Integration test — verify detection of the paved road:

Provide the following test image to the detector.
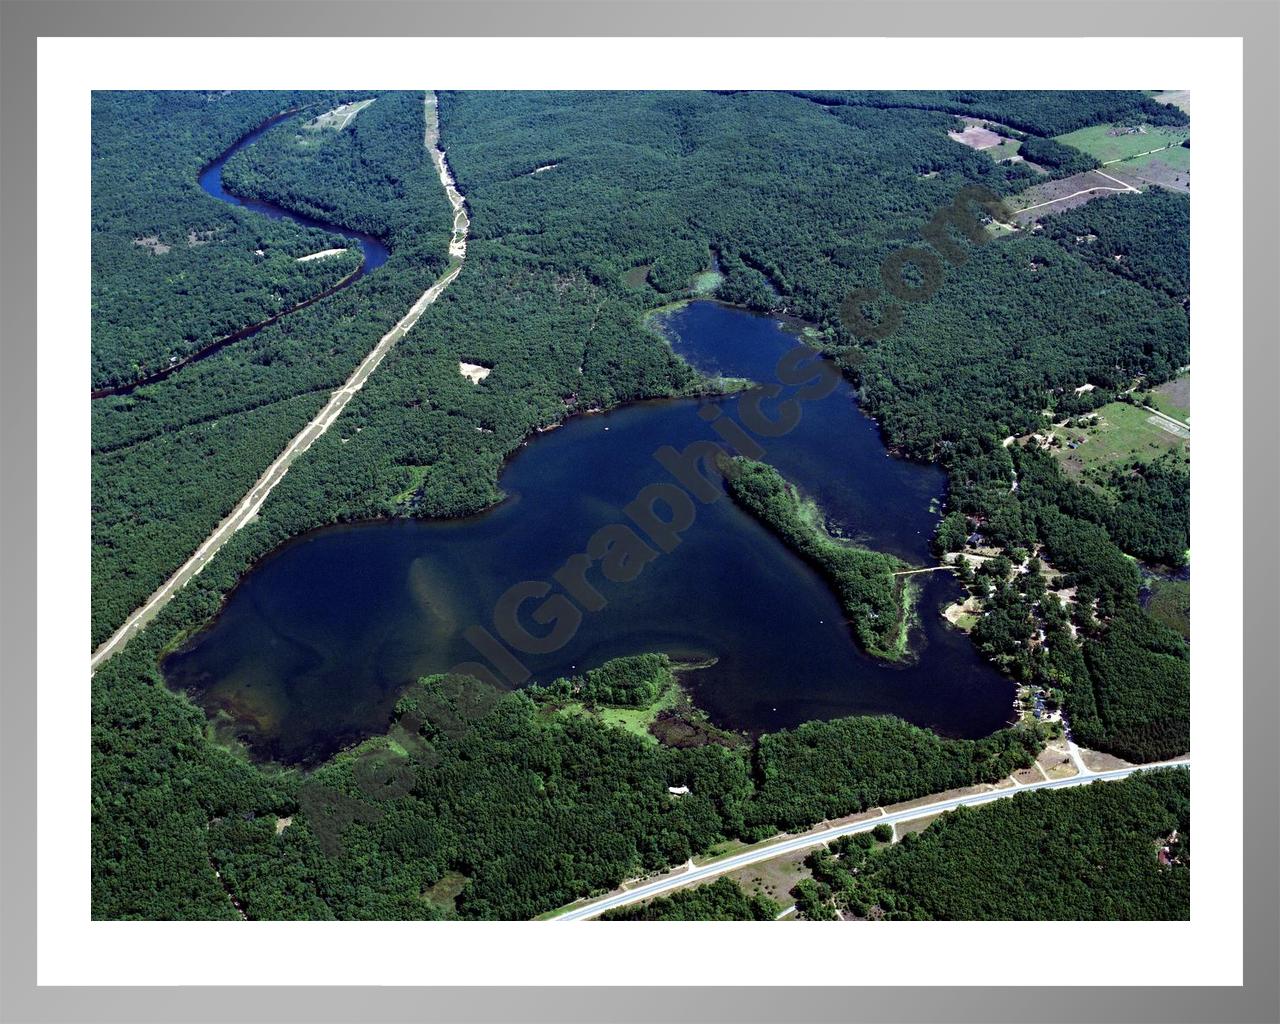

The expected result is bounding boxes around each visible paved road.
[550,758,1190,921]
[91,92,466,673]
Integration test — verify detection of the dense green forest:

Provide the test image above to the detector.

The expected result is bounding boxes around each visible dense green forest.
[92,90,363,389]
[797,769,1189,920]
[787,90,1188,136]
[1015,134,1100,174]
[92,89,1190,920]
[1040,188,1190,301]
[722,458,911,660]
[528,652,675,707]
[747,716,1045,832]
[91,91,454,647]
[96,638,1046,918]
[600,877,779,921]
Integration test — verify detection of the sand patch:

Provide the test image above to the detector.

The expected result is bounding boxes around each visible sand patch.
[459,361,492,384]
[306,98,375,131]
[948,124,1003,150]
[297,247,348,262]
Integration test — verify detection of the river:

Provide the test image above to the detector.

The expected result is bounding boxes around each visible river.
[92,108,391,399]
[162,300,1016,765]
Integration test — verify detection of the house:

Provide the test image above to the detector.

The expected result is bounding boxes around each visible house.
[667,785,690,797]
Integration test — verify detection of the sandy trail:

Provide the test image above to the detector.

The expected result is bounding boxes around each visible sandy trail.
[91,91,469,672]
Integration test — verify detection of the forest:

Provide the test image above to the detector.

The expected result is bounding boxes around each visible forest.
[786,90,1189,136]
[600,877,778,921]
[1039,188,1190,301]
[796,769,1189,920]
[91,89,1191,920]
[91,90,363,389]
[96,640,1048,919]
[91,91,455,647]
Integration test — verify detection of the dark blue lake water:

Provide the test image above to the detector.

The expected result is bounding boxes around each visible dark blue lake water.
[163,301,1015,764]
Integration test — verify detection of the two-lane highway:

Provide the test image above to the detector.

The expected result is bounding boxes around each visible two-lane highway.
[550,758,1190,921]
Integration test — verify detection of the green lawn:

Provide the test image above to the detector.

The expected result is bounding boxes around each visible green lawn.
[557,675,682,745]
[1053,123,1190,166]
[1051,401,1190,483]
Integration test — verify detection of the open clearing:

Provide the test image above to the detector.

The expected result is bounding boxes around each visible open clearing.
[1108,153,1190,193]
[133,235,171,255]
[984,137,1025,163]
[306,98,375,131]
[458,361,492,383]
[1008,169,1140,224]
[948,122,1004,150]
[1145,577,1190,640]
[1054,122,1190,166]
[724,850,812,907]
[1150,90,1191,115]
[296,247,348,263]
[1149,372,1190,422]
[1049,401,1190,483]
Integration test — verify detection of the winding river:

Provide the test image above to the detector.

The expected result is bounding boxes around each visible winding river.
[92,108,391,399]
[163,300,1017,765]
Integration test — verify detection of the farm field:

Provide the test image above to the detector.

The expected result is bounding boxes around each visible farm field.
[1050,401,1190,483]
[1054,122,1190,165]
[1108,152,1190,193]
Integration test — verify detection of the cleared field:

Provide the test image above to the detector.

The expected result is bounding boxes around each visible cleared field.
[1151,90,1191,115]
[725,850,812,907]
[984,137,1026,165]
[1106,151,1190,194]
[306,98,375,131]
[1051,401,1190,483]
[948,123,1004,150]
[622,264,651,288]
[1054,122,1190,165]
[1149,372,1190,421]
[1008,169,1139,225]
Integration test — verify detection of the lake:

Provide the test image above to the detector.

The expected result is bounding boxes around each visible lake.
[162,300,1015,764]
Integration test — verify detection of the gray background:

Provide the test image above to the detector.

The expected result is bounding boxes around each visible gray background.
[1,1,1276,1021]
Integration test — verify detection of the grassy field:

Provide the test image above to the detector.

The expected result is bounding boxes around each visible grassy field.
[622,264,652,288]
[556,674,682,744]
[986,137,1023,162]
[1148,372,1190,422]
[690,270,724,295]
[1051,401,1190,483]
[1054,123,1190,166]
